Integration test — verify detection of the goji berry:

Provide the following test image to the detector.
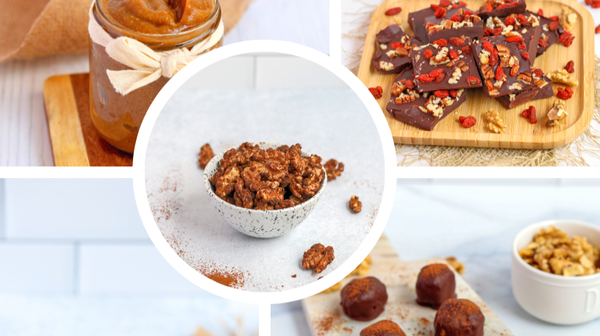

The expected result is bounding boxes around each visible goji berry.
[521,52,529,60]
[586,0,593,5]
[424,49,434,59]
[505,16,516,26]
[510,64,519,76]
[564,36,575,47]
[462,46,472,54]
[434,90,450,98]
[433,38,448,47]
[596,24,600,34]
[390,42,402,49]
[439,0,450,7]
[429,68,444,78]
[434,7,447,18]
[558,32,572,44]
[506,35,524,43]
[557,87,574,100]
[593,1,600,8]
[369,86,383,99]
[430,4,442,10]
[496,66,506,81]
[449,50,459,59]
[490,48,498,67]
[417,74,434,83]
[450,14,462,22]
[485,3,493,12]
[538,38,549,48]
[483,28,494,36]
[517,41,526,50]
[564,60,575,73]
[532,68,543,78]
[459,116,476,128]
[434,73,446,82]
[548,21,559,31]
[482,41,494,52]
[516,14,527,26]
[537,8,543,16]
[459,116,466,122]
[529,106,537,124]
[549,16,559,21]
[385,7,402,16]
[449,90,457,98]
[464,10,473,16]
[405,80,415,89]
[521,109,530,118]
[449,37,465,46]
[467,76,481,86]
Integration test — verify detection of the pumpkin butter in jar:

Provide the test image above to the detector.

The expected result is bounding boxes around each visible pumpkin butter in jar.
[89,0,223,154]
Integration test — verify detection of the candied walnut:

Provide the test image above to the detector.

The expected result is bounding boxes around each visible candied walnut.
[255,186,285,206]
[212,166,240,198]
[233,177,255,209]
[198,143,214,169]
[324,159,344,181]
[546,100,568,127]
[446,257,465,274]
[548,69,579,87]
[349,195,362,213]
[560,7,577,32]
[302,243,335,274]
[321,281,342,293]
[485,110,506,134]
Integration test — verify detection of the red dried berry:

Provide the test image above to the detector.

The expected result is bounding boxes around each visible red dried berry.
[506,35,524,43]
[467,77,481,86]
[593,1,600,8]
[492,28,503,36]
[556,87,573,100]
[505,16,516,26]
[385,7,402,16]
[495,66,506,81]
[433,38,448,47]
[483,28,493,36]
[434,73,446,82]
[417,74,434,83]
[434,7,447,18]
[538,38,549,48]
[529,106,537,124]
[558,32,572,44]
[449,50,459,59]
[434,90,450,98]
[510,64,519,76]
[532,68,543,78]
[449,37,465,46]
[459,116,466,122]
[449,14,461,22]
[564,60,575,73]
[586,0,593,5]
[549,16,559,21]
[460,116,476,128]
[369,86,383,99]
[464,10,473,16]
[548,21,559,31]
[390,42,402,49]
[439,0,451,7]
[517,41,526,50]
[449,90,457,98]
[423,49,434,60]
[537,9,543,16]
[521,109,530,118]
[429,68,444,78]
[459,1,467,6]
[461,46,472,54]
[405,80,415,89]
[490,48,498,67]
[430,4,442,10]
[596,24,600,34]
[516,14,527,26]
[521,52,529,60]
[564,36,575,47]
[482,41,494,52]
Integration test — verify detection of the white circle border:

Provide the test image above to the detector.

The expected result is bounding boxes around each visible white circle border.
[132,40,397,304]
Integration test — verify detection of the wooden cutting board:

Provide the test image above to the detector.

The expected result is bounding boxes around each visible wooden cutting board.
[302,235,513,336]
[358,0,594,149]
[43,73,133,166]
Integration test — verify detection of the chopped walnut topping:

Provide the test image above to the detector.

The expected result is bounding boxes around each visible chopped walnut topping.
[446,257,465,274]
[323,159,344,181]
[509,94,516,102]
[302,243,335,274]
[534,78,548,88]
[379,61,395,71]
[508,82,522,91]
[386,50,399,59]
[198,143,215,169]
[546,100,568,127]
[516,72,532,85]
[349,195,362,213]
[548,69,579,87]
[479,50,490,65]
[485,110,506,133]
[519,226,600,276]
[560,7,577,32]
[482,64,494,79]
[380,44,388,50]
[431,47,450,65]
[448,67,462,85]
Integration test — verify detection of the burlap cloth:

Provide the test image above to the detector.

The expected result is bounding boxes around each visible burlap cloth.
[343,1,600,166]
[0,0,252,63]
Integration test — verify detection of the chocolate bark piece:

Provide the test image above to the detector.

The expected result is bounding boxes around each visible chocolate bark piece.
[434,299,485,336]
[471,35,534,98]
[373,25,422,74]
[360,320,407,336]
[341,277,388,321]
[482,13,541,66]
[425,8,484,42]
[495,71,553,109]
[416,264,457,309]
[478,0,527,21]
[530,11,565,56]
[410,37,483,93]
[386,68,467,131]
[409,1,466,44]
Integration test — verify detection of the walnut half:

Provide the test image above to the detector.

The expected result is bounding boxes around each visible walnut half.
[302,243,335,274]
[349,195,362,213]
[198,143,214,169]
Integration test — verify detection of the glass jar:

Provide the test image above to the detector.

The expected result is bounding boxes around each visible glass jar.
[89,0,222,154]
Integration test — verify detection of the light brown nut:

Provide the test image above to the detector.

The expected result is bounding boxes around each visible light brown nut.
[302,243,335,274]
[198,143,215,169]
[349,195,362,213]
[485,109,506,133]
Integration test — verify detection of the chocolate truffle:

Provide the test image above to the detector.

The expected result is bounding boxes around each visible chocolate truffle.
[360,320,406,336]
[340,276,388,321]
[434,299,485,336]
[416,263,456,309]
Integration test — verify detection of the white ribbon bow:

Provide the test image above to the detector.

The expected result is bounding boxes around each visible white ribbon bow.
[88,6,224,95]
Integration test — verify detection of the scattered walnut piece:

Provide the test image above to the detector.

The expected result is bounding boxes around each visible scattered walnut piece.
[321,281,342,293]
[546,100,568,127]
[350,255,373,277]
[560,7,577,32]
[445,257,465,274]
[302,243,335,274]
[198,143,214,169]
[519,226,600,276]
[324,159,344,181]
[349,195,362,213]
[485,110,506,134]
[547,69,579,87]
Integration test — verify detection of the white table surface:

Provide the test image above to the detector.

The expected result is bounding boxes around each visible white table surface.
[272,179,600,336]
[342,0,600,167]
[0,0,329,166]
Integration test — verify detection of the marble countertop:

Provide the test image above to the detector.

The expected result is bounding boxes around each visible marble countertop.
[272,179,600,335]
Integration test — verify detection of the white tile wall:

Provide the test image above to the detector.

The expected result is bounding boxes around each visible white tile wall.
[79,244,202,294]
[5,179,148,240]
[0,243,74,292]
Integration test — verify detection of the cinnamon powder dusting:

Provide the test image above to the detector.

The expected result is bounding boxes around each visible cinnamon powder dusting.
[313,311,345,336]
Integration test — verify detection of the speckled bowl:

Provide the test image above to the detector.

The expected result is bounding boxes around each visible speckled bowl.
[203,142,327,238]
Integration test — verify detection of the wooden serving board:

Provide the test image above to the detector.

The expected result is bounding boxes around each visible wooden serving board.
[302,235,513,336]
[43,73,133,166]
[358,0,594,149]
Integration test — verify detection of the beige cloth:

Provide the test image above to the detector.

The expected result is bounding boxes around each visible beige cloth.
[0,0,252,63]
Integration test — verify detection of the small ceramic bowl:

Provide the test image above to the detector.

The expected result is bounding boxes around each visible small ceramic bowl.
[203,142,327,238]
[512,219,600,325]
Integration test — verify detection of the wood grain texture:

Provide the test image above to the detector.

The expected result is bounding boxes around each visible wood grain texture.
[43,73,133,166]
[358,0,594,149]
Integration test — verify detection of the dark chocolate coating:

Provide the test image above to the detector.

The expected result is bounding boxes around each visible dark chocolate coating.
[530,11,565,56]
[495,73,553,109]
[340,277,388,321]
[360,320,406,336]
[482,13,541,66]
[410,6,466,44]
[373,25,422,74]
[434,299,485,336]
[471,35,534,98]
[410,37,483,92]
[425,10,484,42]
[478,0,527,21]
[386,68,467,131]
[416,264,456,309]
